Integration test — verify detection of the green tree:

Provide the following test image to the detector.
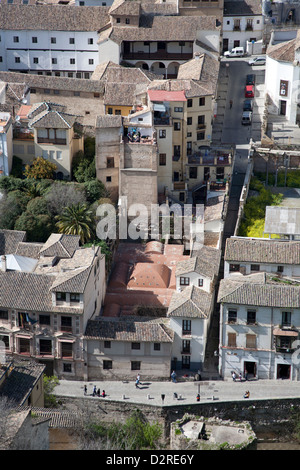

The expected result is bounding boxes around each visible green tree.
[83,179,109,203]
[24,157,57,180]
[43,375,59,408]
[55,203,95,244]
[15,211,54,242]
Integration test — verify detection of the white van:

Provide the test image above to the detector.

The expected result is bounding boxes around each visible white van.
[241,111,252,125]
[224,47,245,58]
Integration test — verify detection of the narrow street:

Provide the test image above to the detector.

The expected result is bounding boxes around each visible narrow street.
[204,57,266,377]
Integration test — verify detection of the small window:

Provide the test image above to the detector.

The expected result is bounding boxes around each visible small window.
[63,363,72,373]
[94,92,100,98]
[228,309,237,323]
[70,58,75,65]
[33,57,39,64]
[106,176,112,182]
[39,315,50,325]
[277,265,284,273]
[89,59,94,65]
[131,361,141,371]
[187,99,193,108]
[104,341,111,349]
[182,320,191,335]
[0,57,2,63]
[74,91,80,96]
[0,310,8,320]
[115,110,121,115]
[56,292,66,301]
[103,360,113,369]
[107,157,114,168]
[154,343,161,351]
[13,36,19,43]
[116,18,121,23]
[197,131,205,141]
[246,334,256,349]
[198,278,203,287]
[229,263,240,272]
[251,264,260,272]
[32,37,38,43]
[69,38,75,44]
[159,153,166,166]
[15,57,20,63]
[70,293,80,303]
[125,18,130,24]
[187,117,192,125]
[228,333,236,347]
[247,310,256,325]
[159,129,166,138]
[131,342,140,350]
[52,58,57,64]
[282,311,291,327]
[180,277,190,286]
[88,38,93,44]
[199,97,205,106]
[51,37,56,44]
[174,122,181,131]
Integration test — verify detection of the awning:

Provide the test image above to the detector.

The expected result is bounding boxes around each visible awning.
[273,328,299,337]
[153,104,166,112]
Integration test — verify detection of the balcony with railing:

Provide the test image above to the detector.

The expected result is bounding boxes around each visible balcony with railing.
[37,137,67,145]
[187,152,231,166]
[13,128,34,141]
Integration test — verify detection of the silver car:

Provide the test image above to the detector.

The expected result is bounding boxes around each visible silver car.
[248,57,266,66]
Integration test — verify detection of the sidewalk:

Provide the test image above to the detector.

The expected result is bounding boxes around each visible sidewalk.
[54,378,300,407]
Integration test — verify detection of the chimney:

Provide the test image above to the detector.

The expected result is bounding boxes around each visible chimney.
[1,255,6,272]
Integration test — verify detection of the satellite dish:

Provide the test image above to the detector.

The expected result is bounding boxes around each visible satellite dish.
[15,115,20,121]
[21,98,27,104]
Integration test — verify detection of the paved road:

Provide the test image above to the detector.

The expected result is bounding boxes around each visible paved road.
[54,377,300,407]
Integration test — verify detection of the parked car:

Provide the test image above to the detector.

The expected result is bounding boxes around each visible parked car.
[245,85,254,98]
[248,57,266,66]
[224,47,245,58]
[241,111,252,125]
[243,99,253,111]
[246,74,255,86]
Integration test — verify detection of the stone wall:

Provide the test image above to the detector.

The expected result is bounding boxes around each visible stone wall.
[57,395,300,439]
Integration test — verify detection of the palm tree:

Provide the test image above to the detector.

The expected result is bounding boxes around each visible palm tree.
[55,203,94,244]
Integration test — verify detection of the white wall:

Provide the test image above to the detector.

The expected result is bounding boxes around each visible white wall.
[0,30,99,74]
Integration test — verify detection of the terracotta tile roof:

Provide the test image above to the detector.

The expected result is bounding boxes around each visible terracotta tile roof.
[267,30,300,64]
[84,318,174,342]
[109,0,140,16]
[224,238,300,264]
[223,0,262,16]
[28,102,78,129]
[101,15,219,45]
[50,266,92,293]
[0,71,105,94]
[128,263,171,288]
[0,229,26,255]
[218,273,300,308]
[176,246,221,279]
[15,242,44,259]
[168,285,213,318]
[39,233,80,258]
[0,360,45,407]
[148,89,187,102]
[0,4,110,31]
[96,114,122,128]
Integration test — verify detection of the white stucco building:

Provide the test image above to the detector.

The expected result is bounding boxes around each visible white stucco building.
[265,29,300,123]
[0,4,110,78]
[167,246,221,372]
[218,272,300,381]
[222,0,264,54]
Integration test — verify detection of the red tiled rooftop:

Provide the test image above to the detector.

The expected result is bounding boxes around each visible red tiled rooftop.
[148,89,187,102]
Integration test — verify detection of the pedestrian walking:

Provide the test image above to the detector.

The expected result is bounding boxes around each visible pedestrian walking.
[245,370,248,381]
[93,385,97,396]
[171,370,177,383]
[231,371,236,382]
[84,385,87,395]
[239,373,242,382]
[102,390,106,398]
[135,377,139,388]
